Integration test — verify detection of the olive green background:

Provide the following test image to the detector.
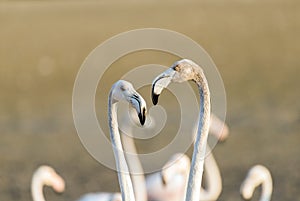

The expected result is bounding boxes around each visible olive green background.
[0,1,299,200]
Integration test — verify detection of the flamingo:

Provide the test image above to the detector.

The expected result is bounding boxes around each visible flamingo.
[107,80,147,201]
[74,80,148,201]
[31,165,65,201]
[31,165,122,201]
[151,59,211,201]
[240,165,273,201]
[146,114,229,201]
[77,111,150,201]
[31,82,140,201]
[78,102,156,201]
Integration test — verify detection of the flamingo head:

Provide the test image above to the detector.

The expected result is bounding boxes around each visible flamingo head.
[152,59,203,105]
[240,165,271,200]
[110,80,147,126]
[36,165,65,193]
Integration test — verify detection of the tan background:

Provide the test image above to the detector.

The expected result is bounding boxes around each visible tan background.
[0,1,299,200]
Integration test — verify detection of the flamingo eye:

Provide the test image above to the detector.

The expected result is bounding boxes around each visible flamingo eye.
[173,65,180,71]
[120,86,126,91]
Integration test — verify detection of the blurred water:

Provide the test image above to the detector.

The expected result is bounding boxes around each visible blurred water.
[0,1,299,200]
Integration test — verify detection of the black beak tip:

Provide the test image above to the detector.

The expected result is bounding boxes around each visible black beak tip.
[152,93,160,105]
[151,84,160,105]
[138,112,146,126]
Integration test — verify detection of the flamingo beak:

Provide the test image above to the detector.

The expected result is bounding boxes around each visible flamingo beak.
[138,107,146,126]
[151,91,160,106]
[130,93,147,126]
[151,69,175,105]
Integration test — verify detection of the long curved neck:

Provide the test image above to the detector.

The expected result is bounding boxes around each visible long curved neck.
[260,173,272,201]
[122,133,147,201]
[199,146,222,200]
[108,95,136,201]
[31,173,46,201]
[185,71,211,201]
